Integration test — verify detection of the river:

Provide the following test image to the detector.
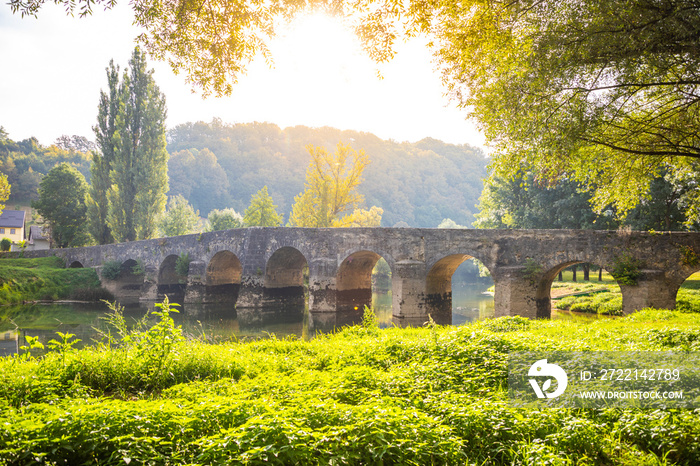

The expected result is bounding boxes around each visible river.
[0,284,596,356]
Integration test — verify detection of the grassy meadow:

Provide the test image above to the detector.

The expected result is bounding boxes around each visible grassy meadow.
[0,256,110,305]
[552,272,700,316]
[1,299,700,465]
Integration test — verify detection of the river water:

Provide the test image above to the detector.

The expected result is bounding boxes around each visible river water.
[0,284,593,356]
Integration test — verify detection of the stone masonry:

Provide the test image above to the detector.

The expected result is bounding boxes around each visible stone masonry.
[10,228,700,322]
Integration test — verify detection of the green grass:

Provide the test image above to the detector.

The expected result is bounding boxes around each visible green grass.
[1,303,700,465]
[0,256,110,305]
[553,273,700,316]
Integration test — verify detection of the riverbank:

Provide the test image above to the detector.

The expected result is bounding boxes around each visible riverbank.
[552,272,700,316]
[0,256,111,305]
[1,303,699,464]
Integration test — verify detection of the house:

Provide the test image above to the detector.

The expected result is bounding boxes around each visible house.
[27,225,50,250]
[0,210,25,244]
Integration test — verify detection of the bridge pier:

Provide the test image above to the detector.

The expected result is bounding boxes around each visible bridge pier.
[237,275,265,308]
[183,260,206,304]
[392,260,439,326]
[493,266,544,319]
[619,270,680,313]
[308,258,338,313]
[139,265,159,302]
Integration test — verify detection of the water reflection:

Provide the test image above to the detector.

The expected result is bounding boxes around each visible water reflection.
[0,284,599,356]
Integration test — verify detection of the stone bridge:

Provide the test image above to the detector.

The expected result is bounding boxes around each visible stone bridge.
[14,228,700,323]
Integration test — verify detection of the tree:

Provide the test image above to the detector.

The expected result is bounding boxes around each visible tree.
[437,218,466,229]
[411,0,700,221]
[0,172,10,216]
[167,148,230,215]
[15,0,700,220]
[289,143,371,227]
[348,206,384,227]
[243,186,283,227]
[32,163,89,248]
[473,170,620,230]
[207,208,244,231]
[87,60,120,245]
[158,195,200,237]
[54,135,96,153]
[624,168,699,231]
[90,47,169,243]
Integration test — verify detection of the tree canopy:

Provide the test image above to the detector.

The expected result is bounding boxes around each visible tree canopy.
[207,208,244,231]
[429,0,700,221]
[158,195,200,237]
[167,122,486,227]
[0,172,10,217]
[289,143,371,228]
[90,47,169,243]
[13,0,700,218]
[32,163,90,248]
[243,186,283,227]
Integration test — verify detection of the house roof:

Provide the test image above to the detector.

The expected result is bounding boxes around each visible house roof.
[0,210,25,229]
[28,225,48,242]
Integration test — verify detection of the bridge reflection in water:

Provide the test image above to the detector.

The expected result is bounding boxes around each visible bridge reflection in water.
[0,285,499,356]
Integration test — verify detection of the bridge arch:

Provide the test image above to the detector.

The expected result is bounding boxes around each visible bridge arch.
[68,260,83,268]
[426,253,494,324]
[264,246,308,307]
[674,266,700,312]
[336,249,393,312]
[158,254,186,302]
[539,259,620,317]
[206,250,242,304]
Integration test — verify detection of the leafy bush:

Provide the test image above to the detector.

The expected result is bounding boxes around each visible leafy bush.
[522,257,543,281]
[611,253,643,286]
[0,238,11,251]
[101,260,122,280]
[679,245,699,267]
[479,315,531,332]
[555,292,622,315]
[131,260,145,276]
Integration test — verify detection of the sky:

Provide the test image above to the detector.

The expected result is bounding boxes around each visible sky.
[0,3,485,148]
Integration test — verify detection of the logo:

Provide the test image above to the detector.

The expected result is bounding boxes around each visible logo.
[528,359,568,399]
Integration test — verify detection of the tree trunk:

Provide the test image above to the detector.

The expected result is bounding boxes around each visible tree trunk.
[571,264,577,282]
[583,263,590,281]
[558,271,563,281]
[599,268,603,281]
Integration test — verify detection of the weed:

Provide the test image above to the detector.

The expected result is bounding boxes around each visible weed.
[47,331,81,367]
[611,253,643,286]
[522,257,543,282]
[679,245,699,267]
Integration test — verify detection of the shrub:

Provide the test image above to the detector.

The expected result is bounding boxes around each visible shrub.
[101,260,122,280]
[131,260,145,276]
[611,253,643,286]
[0,238,11,251]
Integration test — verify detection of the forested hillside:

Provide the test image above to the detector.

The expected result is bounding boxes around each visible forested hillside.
[0,130,91,203]
[167,120,488,227]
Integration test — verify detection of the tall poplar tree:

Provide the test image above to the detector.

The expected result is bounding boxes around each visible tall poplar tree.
[90,47,169,243]
[87,60,119,245]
